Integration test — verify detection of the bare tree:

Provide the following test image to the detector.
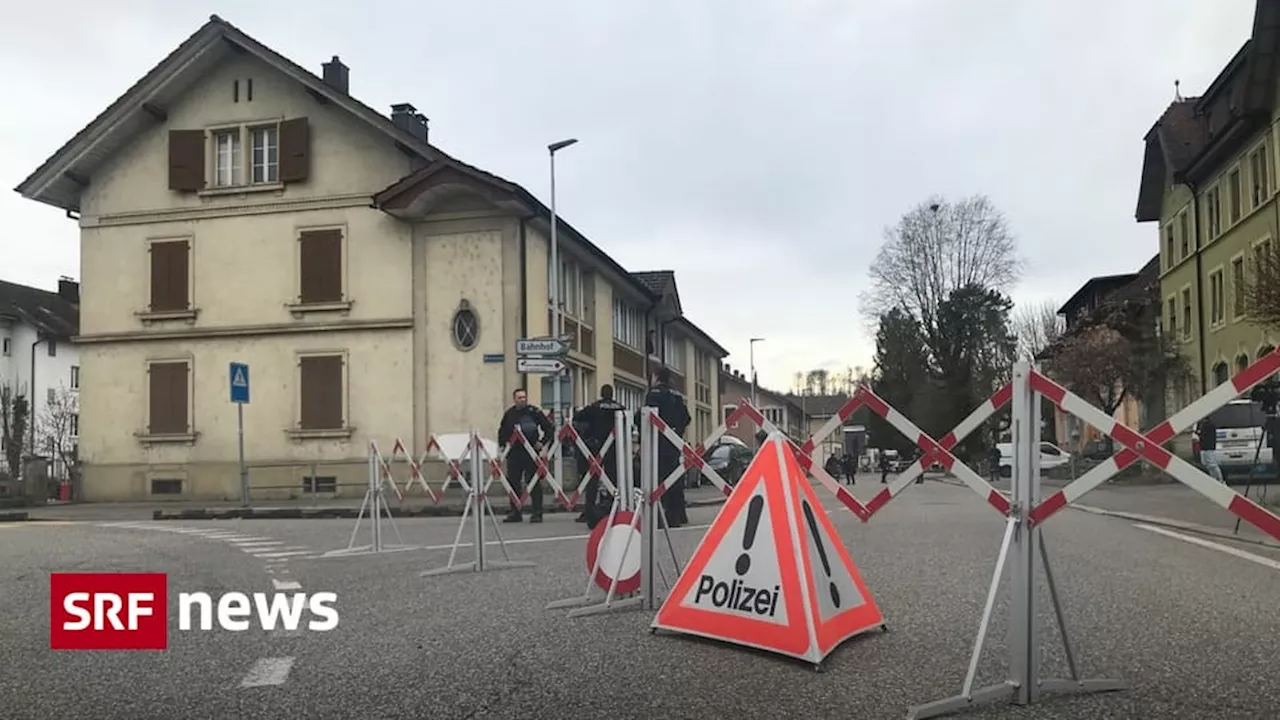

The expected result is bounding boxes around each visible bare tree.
[1243,240,1280,330]
[862,195,1023,352]
[1011,299,1065,360]
[804,369,830,396]
[0,383,29,479]
[36,387,79,481]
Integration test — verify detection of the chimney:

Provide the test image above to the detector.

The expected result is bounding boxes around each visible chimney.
[390,103,429,143]
[57,276,79,305]
[322,56,349,94]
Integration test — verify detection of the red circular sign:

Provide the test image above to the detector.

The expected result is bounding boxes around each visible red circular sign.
[585,511,642,594]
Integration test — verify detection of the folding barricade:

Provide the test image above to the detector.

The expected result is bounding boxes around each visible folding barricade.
[421,430,533,576]
[548,410,687,618]
[323,439,416,557]
[497,426,575,512]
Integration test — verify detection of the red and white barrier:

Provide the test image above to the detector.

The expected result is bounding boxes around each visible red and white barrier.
[1028,352,1280,543]
[504,427,574,510]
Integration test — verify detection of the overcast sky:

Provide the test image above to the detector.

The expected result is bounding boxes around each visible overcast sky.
[0,0,1258,392]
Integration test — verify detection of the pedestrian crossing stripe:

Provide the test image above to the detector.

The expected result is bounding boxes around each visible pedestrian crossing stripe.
[232,368,248,387]
[0,521,81,528]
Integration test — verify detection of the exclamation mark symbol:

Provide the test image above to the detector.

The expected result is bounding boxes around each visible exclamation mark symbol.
[802,500,841,608]
[735,495,765,576]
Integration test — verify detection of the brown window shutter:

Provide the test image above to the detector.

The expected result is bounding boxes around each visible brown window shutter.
[149,241,189,311]
[278,117,310,183]
[148,362,187,434]
[299,230,343,303]
[149,244,170,311]
[300,355,344,430]
[168,130,206,191]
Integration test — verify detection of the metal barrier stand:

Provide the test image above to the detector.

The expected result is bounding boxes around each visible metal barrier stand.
[546,408,678,617]
[330,441,411,556]
[422,430,533,577]
[908,362,1125,719]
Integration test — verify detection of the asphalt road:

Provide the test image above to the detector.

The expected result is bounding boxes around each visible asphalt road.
[3,480,1279,720]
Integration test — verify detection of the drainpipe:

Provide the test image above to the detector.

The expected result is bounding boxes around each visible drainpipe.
[1187,179,1208,394]
[518,218,529,392]
[29,335,44,466]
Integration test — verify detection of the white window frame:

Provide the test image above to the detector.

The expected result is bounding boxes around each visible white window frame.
[207,121,284,191]
[611,297,644,349]
[1208,265,1225,328]
[1165,294,1178,341]
[615,381,645,412]
[1227,167,1243,226]
[663,332,686,371]
[1250,139,1272,208]
[1180,285,1193,342]
[1230,252,1247,321]
[1,337,9,356]
[70,365,80,390]
[1178,209,1190,257]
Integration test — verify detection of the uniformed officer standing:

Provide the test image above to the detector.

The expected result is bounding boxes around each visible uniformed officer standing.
[573,384,627,528]
[497,388,555,523]
[643,367,692,528]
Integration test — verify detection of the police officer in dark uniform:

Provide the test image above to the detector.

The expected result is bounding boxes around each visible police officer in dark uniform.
[497,388,555,523]
[643,366,692,527]
[573,384,627,528]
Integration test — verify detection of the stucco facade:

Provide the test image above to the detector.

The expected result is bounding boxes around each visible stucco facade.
[16,17,728,501]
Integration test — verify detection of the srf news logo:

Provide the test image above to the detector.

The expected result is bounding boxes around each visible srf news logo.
[49,573,339,650]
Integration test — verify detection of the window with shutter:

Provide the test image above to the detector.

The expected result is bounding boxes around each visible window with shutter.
[148,240,190,312]
[299,354,345,430]
[148,361,189,435]
[298,230,343,304]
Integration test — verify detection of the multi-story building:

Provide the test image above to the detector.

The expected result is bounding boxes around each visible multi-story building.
[14,16,725,501]
[0,278,81,485]
[719,366,808,444]
[1136,0,1280,408]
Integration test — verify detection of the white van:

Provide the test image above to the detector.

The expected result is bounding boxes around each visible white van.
[996,442,1071,477]
[1196,399,1272,477]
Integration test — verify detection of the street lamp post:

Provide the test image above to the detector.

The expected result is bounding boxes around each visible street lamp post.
[548,137,578,498]
[749,337,765,408]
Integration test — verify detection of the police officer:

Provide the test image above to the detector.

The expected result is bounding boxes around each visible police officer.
[643,366,692,528]
[497,388,555,523]
[573,385,627,528]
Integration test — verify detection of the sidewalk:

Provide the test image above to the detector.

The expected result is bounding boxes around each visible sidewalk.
[6,483,731,522]
[947,475,1280,549]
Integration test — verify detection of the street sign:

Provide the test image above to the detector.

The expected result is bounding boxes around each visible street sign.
[229,362,250,404]
[515,337,568,356]
[518,357,567,374]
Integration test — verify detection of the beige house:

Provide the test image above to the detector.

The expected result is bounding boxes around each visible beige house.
[15,16,726,501]
[718,365,808,444]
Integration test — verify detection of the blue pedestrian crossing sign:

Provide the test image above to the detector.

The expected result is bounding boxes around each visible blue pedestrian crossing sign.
[229,362,250,404]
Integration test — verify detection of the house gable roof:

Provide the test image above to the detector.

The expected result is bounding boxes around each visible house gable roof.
[373,157,659,303]
[632,270,682,316]
[15,14,445,212]
[1135,0,1280,221]
[0,280,79,339]
[1056,272,1140,317]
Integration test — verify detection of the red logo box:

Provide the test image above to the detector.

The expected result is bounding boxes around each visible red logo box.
[50,573,168,650]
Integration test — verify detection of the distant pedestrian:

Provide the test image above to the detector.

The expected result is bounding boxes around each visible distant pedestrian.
[841,452,857,485]
[878,452,890,484]
[642,367,692,528]
[497,388,555,523]
[573,385,627,528]
[1197,416,1224,483]
[824,452,843,481]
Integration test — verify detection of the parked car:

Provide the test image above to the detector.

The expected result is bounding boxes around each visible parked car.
[996,441,1070,477]
[1193,399,1274,478]
[703,436,753,485]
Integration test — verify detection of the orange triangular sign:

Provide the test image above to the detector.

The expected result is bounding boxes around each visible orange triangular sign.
[652,434,885,665]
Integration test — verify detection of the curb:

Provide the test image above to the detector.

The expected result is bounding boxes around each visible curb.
[933,475,1279,550]
[1070,504,1280,550]
[0,511,30,523]
[148,496,728,521]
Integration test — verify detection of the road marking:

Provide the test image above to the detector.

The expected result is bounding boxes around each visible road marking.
[309,522,712,559]
[1134,523,1280,572]
[236,541,285,548]
[254,550,313,558]
[239,657,295,688]
[271,578,302,590]
[227,537,277,544]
